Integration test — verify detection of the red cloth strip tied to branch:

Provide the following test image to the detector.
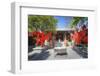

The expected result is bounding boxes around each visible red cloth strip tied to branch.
[31,31,52,46]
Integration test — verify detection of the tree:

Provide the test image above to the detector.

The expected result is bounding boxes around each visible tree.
[69,17,88,28]
[28,15,58,34]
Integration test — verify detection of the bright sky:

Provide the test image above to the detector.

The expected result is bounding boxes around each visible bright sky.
[54,16,73,29]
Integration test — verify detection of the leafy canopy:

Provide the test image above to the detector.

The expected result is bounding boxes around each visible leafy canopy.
[28,15,58,34]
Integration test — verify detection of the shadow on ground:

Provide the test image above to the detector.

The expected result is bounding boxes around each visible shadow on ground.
[28,49,50,60]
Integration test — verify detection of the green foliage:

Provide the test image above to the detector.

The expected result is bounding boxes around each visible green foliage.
[69,17,88,28]
[28,15,58,34]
